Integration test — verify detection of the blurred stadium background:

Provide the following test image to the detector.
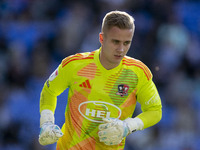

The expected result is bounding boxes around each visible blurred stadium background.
[0,0,200,150]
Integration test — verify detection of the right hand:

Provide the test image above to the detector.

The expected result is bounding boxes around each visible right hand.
[39,122,63,145]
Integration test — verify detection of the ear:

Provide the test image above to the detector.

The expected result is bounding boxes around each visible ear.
[99,33,103,44]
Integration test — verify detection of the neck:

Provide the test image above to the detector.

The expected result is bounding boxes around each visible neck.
[99,53,120,70]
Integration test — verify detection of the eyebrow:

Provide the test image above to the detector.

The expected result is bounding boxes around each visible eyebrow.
[112,39,120,42]
[112,39,131,43]
[124,41,131,44]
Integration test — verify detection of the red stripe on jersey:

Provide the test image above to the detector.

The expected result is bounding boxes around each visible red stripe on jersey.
[62,55,80,66]
[62,53,94,68]
[123,58,152,80]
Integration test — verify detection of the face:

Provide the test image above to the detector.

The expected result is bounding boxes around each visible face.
[99,26,134,70]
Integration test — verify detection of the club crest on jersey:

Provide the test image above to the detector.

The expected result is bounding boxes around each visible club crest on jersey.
[116,84,129,97]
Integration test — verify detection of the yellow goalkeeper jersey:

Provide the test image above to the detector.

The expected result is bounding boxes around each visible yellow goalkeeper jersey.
[40,48,162,150]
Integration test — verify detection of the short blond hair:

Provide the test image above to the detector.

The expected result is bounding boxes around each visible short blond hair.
[102,11,135,33]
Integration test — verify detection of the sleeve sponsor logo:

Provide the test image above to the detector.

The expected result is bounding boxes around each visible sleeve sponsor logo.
[49,68,58,81]
[78,101,121,123]
[145,94,160,105]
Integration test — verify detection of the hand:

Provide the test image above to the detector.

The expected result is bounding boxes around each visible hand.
[98,118,130,145]
[39,122,63,145]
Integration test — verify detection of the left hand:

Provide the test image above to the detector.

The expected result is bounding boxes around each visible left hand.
[98,118,130,145]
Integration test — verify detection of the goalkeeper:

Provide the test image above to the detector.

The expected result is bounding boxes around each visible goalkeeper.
[39,10,162,149]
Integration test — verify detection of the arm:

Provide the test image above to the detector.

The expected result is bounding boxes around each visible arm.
[136,79,162,129]
[39,62,69,145]
[40,63,68,113]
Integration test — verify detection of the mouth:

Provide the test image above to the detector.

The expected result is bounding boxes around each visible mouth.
[114,54,122,59]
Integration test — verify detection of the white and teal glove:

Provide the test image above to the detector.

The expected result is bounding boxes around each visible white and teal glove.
[98,117,144,145]
[39,109,63,145]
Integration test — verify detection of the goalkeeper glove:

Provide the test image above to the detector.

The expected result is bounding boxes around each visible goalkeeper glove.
[39,109,63,145]
[98,117,144,145]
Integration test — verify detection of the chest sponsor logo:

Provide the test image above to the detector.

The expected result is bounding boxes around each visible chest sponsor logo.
[78,101,121,123]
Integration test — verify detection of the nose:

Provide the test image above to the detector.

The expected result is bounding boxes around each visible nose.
[117,44,124,53]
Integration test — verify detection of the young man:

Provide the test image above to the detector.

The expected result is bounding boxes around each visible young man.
[39,11,162,150]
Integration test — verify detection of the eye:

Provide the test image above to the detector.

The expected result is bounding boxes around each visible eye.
[124,41,131,46]
[112,40,120,45]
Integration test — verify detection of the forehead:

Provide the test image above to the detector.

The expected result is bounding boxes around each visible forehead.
[105,26,134,41]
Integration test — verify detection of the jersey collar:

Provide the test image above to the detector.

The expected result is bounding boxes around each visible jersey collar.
[94,47,123,74]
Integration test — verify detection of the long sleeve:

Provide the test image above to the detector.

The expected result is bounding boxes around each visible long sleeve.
[136,68,162,129]
[40,62,70,113]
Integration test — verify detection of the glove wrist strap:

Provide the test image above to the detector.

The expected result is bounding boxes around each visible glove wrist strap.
[40,109,55,127]
[124,117,144,134]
